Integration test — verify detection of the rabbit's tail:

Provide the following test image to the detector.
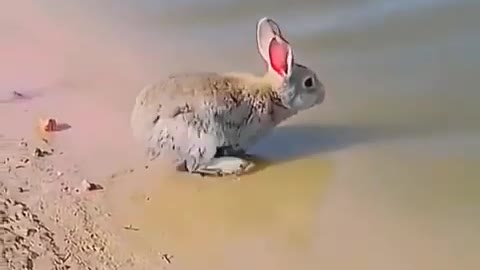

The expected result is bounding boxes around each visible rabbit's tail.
[130,84,157,145]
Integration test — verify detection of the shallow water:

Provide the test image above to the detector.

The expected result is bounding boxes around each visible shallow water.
[2,0,480,269]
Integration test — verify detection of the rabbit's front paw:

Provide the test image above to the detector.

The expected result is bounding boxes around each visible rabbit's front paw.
[193,157,255,177]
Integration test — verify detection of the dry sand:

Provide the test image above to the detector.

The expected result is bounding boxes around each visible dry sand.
[0,3,174,266]
[0,114,151,269]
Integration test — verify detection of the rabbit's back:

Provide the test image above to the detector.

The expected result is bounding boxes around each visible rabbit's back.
[131,72,220,144]
[131,72,296,154]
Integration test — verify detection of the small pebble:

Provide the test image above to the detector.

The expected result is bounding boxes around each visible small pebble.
[12,91,25,98]
[33,148,51,157]
[80,179,103,192]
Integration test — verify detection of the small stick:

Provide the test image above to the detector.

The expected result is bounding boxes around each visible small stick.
[123,225,140,231]
[161,253,174,264]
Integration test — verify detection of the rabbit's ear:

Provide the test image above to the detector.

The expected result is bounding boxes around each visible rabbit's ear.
[256,17,293,78]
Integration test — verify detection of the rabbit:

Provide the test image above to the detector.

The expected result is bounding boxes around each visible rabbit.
[130,17,326,177]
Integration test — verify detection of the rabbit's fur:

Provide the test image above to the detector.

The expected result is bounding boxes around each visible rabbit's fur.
[131,17,326,176]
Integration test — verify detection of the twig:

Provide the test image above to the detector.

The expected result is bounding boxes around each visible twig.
[123,225,140,231]
[161,253,174,264]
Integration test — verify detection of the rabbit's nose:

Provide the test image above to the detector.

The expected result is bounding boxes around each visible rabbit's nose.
[317,84,326,104]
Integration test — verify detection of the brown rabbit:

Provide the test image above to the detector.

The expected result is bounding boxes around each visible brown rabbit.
[130,17,326,176]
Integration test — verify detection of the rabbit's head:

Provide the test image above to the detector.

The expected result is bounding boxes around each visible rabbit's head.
[257,17,326,111]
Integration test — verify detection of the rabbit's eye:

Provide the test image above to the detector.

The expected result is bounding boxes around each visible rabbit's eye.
[304,77,314,88]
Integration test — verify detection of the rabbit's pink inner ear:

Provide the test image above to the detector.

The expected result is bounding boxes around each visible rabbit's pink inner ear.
[268,38,290,77]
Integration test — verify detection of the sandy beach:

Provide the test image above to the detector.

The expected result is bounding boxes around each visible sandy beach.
[2,1,480,269]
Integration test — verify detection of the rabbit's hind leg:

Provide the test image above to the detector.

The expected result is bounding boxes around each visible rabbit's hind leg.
[149,118,253,177]
[194,156,255,177]
[189,143,254,176]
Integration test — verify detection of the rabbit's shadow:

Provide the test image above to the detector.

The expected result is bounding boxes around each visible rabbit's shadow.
[245,124,415,173]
